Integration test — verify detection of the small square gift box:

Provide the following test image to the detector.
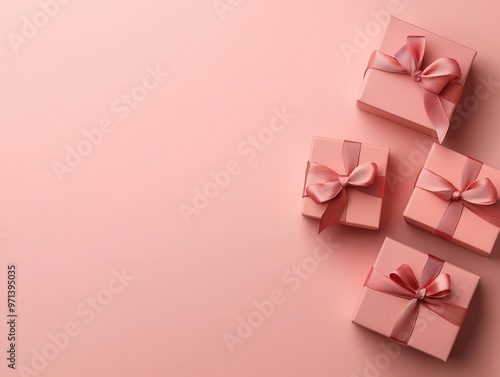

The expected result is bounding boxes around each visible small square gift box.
[404,143,500,256]
[301,137,389,233]
[357,17,476,143]
[352,237,479,361]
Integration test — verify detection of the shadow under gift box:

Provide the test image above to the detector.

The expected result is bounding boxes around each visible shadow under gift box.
[403,143,500,256]
[357,17,476,142]
[301,137,389,230]
[352,237,479,362]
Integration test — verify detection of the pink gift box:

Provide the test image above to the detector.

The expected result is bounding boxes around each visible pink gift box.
[301,137,389,231]
[403,143,500,256]
[357,17,476,143]
[352,237,479,361]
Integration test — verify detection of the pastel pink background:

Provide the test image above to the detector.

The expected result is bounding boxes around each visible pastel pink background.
[1,1,500,376]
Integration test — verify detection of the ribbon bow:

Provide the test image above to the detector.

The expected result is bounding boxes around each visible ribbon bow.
[367,36,463,143]
[365,254,467,345]
[415,157,500,240]
[303,140,385,233]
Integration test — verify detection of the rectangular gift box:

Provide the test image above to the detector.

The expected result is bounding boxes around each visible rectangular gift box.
[301,137,389,230]
[352,237,479,361]
[403,143,500,256]
[357,16,476,142]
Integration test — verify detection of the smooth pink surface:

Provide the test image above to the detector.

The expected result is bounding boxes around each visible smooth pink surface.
[404,143,500,256]
[357,17,476,140]
[352,237,479,361]
[1,1,500,377]
[301,137,389,229]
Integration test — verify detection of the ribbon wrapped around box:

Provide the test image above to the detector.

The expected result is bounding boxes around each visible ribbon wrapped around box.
[352,237,479,361]
[357,17,476,143]
[301,137,389,233]
[404,143,500,256]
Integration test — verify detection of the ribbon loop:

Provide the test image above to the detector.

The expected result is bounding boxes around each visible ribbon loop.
[367,36,463,143]
[389,264,419,291]
[394,36,424,74]
[461,178,498,205]
[346,163,377,187]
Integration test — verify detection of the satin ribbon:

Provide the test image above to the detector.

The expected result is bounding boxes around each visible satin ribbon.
[303,140,385,233]
[415,157,500,240]
[365,254,467,345]
[366,36,463,143]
